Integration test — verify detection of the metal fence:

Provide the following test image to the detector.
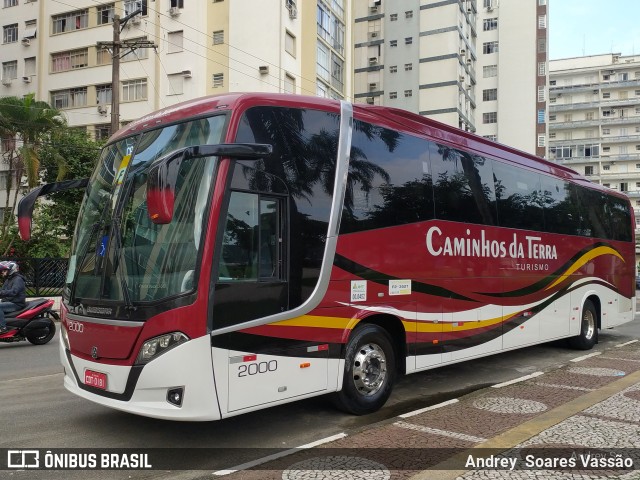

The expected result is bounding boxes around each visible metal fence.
[0,257,68,297]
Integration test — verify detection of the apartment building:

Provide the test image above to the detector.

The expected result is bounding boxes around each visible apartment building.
[0,0,350,140]
[353,0,546,156]
[549,54,640,232]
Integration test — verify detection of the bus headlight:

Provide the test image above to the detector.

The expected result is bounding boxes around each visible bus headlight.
[136,332,189,365]
[61,324,70,351]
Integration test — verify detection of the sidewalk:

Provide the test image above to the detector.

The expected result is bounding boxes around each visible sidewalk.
[219,339,640,480]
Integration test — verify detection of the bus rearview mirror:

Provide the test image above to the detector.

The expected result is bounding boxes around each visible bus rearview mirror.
[146,143,272,224]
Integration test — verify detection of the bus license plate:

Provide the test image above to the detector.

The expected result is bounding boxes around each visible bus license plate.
[84,370,107,390]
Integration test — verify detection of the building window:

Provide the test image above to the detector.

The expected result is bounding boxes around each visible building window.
[549,133,556,139]
[94,125,111,142]
[549,114,556,121]
[121,39,149,62]
[585,112,594,120]
[51,87,88,109]
[405,10,413,18]
[404,89,412,97]
[4,0,18,7]
[603,92,610,99]
[404,63,412,71]
[122,79,147,101]
[538,62,546,76]
[603,146,610,152]
[97,47,111,65]
[167,73,184,95]
[537,85,545,102]
[564,114,572,122]
[97,4,115,25]
[390,65,397,73]
[284,73,295,94]
[51,49,89,73]
[483,41,498,54]
[212,73,223,87]
[316,42,330,81]
[389,91,397,99]
[405,37,412,45]
[585,166,594,176]
[24,56,36,76]
[538,15,547,29]
[168,30,184,53]
[483,0,492,7]
[483,18,497,31]
[52,10,89,34]
[537,135,546,147]
[603,165,611,171]
[213,30,224,46]
[537,109,545,124]
[170,0,184,7]
[123,0,147,16]
[538,0,546,5]
[285,31,295,57]
[390,40,397,47]
[484,135,497,141]
[331,53,344,92]
[603,110,614,117]
[390,13,398,21]
[3,24,18,44]
[483,88,497,101]
[1,61,17,81]
[537,38,546,53]
[483,112,497,124]
[483,64,497,78]
[96,84,112,106]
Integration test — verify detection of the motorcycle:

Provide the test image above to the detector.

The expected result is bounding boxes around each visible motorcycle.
[0,298,59,345]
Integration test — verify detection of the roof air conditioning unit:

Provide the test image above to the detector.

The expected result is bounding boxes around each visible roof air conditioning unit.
[97,105,108,115]
[369,57,378,65]
[459,75,465,82]
[486,6,493,12]
[21,38,30,46]
[460,48,466,55]
[370,32,378,38]
[169,6,180,16]
[22,76,31,83]
[1,79,12,86]
[131,15,141,25]
[366,97,375,105]
[369,83,377,91]
[370,6,378,13]
[259,65,269,75]
[181,70,192,77]
[466,58,472,64]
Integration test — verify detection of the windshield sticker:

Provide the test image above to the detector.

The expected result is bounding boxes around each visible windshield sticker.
[98,235,109,257]
[112,154,131,208]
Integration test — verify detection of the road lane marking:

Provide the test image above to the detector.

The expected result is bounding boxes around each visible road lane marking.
[0,373,64,384]
[534,382,594,392]
[570,351,602,362]
[616,339,639,347]
[212,432,347,476]
[399,399,459,418]
[394,421,487,443]
[491,372,543,388]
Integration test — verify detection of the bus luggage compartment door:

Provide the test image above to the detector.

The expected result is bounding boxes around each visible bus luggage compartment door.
[226,346,329,412]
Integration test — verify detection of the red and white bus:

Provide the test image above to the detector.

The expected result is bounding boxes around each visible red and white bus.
[20,93,635,420]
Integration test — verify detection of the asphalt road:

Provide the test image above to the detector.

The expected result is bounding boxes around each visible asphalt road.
[1,313,639,479]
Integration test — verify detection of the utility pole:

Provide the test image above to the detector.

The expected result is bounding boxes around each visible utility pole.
[97,9,156,135]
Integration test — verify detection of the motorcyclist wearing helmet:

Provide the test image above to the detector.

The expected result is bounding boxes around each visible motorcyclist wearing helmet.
[0,261,26,333]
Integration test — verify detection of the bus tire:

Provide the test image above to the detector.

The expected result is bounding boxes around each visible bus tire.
[333,323,396,415]
[568,300,598,350]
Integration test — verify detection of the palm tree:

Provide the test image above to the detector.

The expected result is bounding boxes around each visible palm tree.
[0,94,66,250]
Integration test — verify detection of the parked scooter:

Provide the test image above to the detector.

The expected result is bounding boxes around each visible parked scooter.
[0,298,59,345]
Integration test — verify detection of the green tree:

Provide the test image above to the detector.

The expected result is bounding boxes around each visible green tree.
[0,94,66,253]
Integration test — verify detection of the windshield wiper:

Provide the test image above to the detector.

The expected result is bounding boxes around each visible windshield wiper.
[111,219,136,312]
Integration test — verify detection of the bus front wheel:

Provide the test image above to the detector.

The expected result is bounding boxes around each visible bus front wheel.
[568,299,598,350]
[333,324,396,415]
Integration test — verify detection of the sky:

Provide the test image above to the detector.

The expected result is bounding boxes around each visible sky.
[549,0,640,60]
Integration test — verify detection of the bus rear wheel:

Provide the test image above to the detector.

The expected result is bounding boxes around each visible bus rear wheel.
[333,324,396,415]
[568,300,598,350]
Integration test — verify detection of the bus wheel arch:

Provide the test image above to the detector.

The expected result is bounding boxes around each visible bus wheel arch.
[569,296,599,350]
[333,315,404,415]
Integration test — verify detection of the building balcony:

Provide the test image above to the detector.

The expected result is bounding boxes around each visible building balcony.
[549,96,640,112]
[549,78,640,94]
[549,119,602,129]
[602,134,640,143]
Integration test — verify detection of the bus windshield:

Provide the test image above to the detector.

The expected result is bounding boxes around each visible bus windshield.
[68,114,227,304]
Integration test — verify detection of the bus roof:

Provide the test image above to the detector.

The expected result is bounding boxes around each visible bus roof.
[109,92,626,201]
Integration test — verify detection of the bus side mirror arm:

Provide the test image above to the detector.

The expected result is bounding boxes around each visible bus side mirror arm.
[18,178,90,241]
[146,143,272,224]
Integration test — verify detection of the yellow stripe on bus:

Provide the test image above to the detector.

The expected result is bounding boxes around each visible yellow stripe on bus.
[545,246,624,291]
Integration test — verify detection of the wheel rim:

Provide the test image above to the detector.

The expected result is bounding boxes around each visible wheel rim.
[583,308,595,340]
[352,343,387,396]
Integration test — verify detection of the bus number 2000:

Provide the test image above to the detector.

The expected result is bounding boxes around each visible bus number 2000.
[238,360,278,377]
